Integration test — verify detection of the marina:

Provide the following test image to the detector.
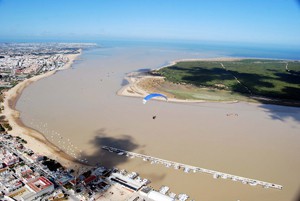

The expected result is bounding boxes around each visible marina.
[102,146,283,191]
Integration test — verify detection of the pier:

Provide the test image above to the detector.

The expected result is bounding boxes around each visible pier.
[102,146,283,190]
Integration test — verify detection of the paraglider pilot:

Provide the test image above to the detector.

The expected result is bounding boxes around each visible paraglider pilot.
[143,93,168,120]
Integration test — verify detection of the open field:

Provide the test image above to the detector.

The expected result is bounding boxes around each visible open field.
[154,59,300,104]
[136,76,251,102]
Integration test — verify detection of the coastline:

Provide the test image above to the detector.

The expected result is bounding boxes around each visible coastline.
[1,50,90,169]
[156,57,242,70]
[117,57,300,106]
[117,73,212,103]
[117,57,241,104]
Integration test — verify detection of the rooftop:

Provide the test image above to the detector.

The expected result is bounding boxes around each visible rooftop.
[26,176,53,193]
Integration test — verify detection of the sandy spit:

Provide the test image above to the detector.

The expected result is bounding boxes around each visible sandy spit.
[117,58,239,104]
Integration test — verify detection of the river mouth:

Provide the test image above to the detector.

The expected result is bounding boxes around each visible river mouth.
[15,44,300,201]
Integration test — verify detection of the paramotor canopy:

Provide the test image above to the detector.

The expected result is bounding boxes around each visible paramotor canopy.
[143,93,168,104]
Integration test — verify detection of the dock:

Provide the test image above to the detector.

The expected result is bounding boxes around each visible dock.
[102,146,283,190]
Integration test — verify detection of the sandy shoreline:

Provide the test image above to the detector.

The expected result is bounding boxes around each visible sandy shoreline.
[157,57,242,70]
[117,58,240,103]
[117,57,300,106]
[1,50,90,169]
[118,73,210,103]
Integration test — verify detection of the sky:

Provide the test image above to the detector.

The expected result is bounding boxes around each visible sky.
[0,0,300,46]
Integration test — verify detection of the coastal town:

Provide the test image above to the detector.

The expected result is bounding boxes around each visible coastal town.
[0,43,93,88]
[0,133,191,201]
[0,43,193,201]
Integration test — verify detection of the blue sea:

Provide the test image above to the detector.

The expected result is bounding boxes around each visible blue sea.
[2,38,300,60]
[95,39,300,60]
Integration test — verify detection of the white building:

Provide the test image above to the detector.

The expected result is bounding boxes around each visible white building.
[18,176,55,201]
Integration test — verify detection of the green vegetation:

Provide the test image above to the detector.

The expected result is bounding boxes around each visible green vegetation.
[2,122,12,131]
[82,170,92,178]
[0,94,4,103]
[42,158,63,171]
[15,136,27,144]
[0,124,5,132]
[64,183,73,190]
[287,61,300,72]
[11,81,18,87]
[157,59,300,103]
[21,139,27,144]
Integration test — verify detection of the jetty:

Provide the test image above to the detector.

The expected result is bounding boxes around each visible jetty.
[102,146,283,190]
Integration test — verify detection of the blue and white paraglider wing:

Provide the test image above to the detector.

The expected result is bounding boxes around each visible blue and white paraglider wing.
[143,93,168,104]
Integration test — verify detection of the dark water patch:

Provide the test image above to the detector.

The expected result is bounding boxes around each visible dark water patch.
[121,79,129,86]
[259,104,300,122]
[80,128,139,168]
[293,187,300,201]
[157,61,173,68]
[136,68,152,73]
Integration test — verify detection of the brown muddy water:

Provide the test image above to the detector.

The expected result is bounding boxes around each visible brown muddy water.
[16,46,300,201]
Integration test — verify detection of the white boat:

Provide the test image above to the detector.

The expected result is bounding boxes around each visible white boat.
[183,167,190,173]
[250,181,258,186]
[142,178,150,185]
[178,193,189,201]
[221,174,228,179]
[174,165,180,170]
[159,186,170,194]
[128,172,138,179]
[169,192,176,199]
[135,176,142,182]
[213,173,220,179]
[120,169,127,175]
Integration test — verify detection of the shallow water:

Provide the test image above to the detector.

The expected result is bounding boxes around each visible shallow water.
[16,44,300,201]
